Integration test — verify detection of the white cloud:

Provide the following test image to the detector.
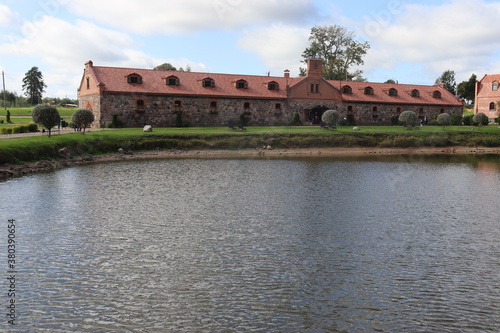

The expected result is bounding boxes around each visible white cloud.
[0,15,207,97]
[0,4,14,26]
[238,24,309,76]
[361,0,500,81]
[66,0,318,34]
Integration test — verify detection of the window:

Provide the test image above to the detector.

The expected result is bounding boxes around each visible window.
[167,76,179,86]
[202,78,215,87]
[493,81,498,91]
[310,84,319,93]
[490,102,496,110]
[411,89,420,97]
[174,100,182,107]
[397,107,401,113]
[137,99,145,107]
[86,77,90,89]
[236,80,248,89]
[364,86,374,95]
[342,86,352,94]
[127,74,142,84]
[372,106,378,113]
[275,103,281,110]
[244,102,250,109]
[433,90,442,98]
[210,101,217,108]
[389,88,398,96]
[268,82,279,90]
[347,105,353,112]
[372,106,378,118]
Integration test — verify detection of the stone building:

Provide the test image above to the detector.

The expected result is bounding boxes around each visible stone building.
[78,59,463,128]
[474,74,500,121]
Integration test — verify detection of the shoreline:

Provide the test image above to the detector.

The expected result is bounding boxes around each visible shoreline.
[1,146,500,180]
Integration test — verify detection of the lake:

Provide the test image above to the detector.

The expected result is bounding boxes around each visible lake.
[1,154,500,332]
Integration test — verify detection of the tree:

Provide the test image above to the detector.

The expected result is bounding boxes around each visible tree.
[31,104,60,137]
[472,112,489,127]
[456,74,477,105]
[321,109,340,128]
[72,108,95,134]
[22,67,47,105]
[153,63,177,71]
[435,70,456,95]
[399,110,418,129]
[436,113,451,128]
[301,25,370,81]
[384,79,397,84]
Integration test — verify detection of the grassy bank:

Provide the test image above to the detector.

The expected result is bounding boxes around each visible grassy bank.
[1,125,500,164]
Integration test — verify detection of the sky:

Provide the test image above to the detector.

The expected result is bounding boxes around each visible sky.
[1,0,500,99]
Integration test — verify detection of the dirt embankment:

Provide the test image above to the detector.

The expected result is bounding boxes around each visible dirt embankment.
[2,146,500,180]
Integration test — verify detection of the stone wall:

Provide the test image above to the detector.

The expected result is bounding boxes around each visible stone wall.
[80,92,463,128]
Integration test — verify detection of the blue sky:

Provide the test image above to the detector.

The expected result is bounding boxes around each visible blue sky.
[1,0,500,99]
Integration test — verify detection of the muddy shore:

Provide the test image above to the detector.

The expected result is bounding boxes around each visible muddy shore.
[1,146,500,180]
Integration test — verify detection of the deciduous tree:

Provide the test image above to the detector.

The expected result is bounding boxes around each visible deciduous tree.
[31,104,60,137]
[72,108,95,134]
[301,25,370,81]
[456,74,477,105]
[153,63,177,71]
[399,110,418,129]
[435,70,456,95]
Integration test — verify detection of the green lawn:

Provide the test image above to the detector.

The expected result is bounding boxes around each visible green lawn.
[0,107,77,117]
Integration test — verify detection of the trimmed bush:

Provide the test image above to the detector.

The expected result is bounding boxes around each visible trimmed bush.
[436,113,451,127]
[450,114,462,126]
[72,108,95,134]
[321,110,340,128]
[463,115,473,126]
[399,110,418,129]
[31,104,60,137]
[472,112,489,127]
[291,113,302,126]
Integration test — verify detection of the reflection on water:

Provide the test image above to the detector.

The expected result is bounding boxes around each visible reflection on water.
[1,155,500,332]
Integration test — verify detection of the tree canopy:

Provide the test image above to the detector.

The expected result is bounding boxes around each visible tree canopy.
[154,63,177,71]
[31,104,60,137]
[456,74,477,104]
[435,70,456,95]
[301,25,370,81]
[72,108,95,134]
[22,67,47,105]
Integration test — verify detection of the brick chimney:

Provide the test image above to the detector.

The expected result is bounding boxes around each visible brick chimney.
[306,58,323,78]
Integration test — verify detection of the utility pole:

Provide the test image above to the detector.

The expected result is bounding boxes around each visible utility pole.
[2,70,6,110]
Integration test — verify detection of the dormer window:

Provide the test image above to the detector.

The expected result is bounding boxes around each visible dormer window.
[411,89,420,97]
[202,78,215,87]
[167,75,180,86]
[433,90,442,98]
[127,74,142,84]
[389,88,398,96]
[268,81,279,90]
[236,80,248,89]
[364,86,374,95]
[342,85,352,94]
[493,81,498,91]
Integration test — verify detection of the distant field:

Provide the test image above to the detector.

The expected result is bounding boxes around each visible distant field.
[0,107,77,117]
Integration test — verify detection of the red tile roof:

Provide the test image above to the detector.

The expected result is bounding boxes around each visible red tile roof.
[329,80,462,106]
[90,65,297,100]
[86,63,462,106]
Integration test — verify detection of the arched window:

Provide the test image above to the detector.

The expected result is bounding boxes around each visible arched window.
[490,102,496,110]
[127,74,142,84]
[433,90,442,98]
[167,75,180,86]
[236,80,248,89]
[493,81,498,91]
[364,86,374,95]
[389,88,398,96]
[342,85,352,94]
[244,102,250,109]
[86,77,90,89]
[202,78,215,87]
[411,89,420,97]
[268,81,279,90]
[347,105,353,112]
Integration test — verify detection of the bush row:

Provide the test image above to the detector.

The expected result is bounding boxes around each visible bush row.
[0,123,38,134]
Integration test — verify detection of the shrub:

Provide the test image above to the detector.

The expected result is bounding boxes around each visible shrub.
[239,113,250,127]
[463,115,473,126]
[291,113,302,126]
[472,112,489,127]
[175,112,183,127]
[450,114,462,126]
[399,110,418,129]
[436,113,451,127]
[428,120,439,126]
[31,104,60,137]
[28,123,38,132]
[6,110,11,123]
[321,109,339,128]
[391,115,400,126]
[0,119,3,124]
[72,108,95,134]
